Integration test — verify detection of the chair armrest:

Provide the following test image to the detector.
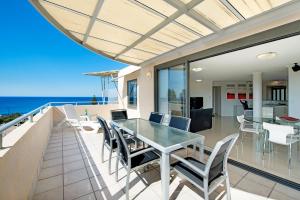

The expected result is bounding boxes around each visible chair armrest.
[171,153,207,178]
[66,119,79,124]
[80,115,90,121]
[129,147,156,158]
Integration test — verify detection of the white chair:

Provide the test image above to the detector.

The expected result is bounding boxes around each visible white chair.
[263,122,298,168]
[237,115,259,134]
[63,104,100,133]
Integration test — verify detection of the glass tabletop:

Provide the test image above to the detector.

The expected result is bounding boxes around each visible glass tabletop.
[112,118,204,153]
[245,117,300,129]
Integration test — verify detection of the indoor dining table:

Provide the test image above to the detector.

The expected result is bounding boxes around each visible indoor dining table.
[112,118,205,200]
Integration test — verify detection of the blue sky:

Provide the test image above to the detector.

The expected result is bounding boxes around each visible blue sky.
[0,0,126,97]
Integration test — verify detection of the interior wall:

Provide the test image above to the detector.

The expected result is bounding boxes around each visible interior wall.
[214,81,253,117]
[288,68,300,118]
[190,80,213,108]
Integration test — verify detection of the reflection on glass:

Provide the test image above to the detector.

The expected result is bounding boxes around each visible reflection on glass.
[158,65,187,116]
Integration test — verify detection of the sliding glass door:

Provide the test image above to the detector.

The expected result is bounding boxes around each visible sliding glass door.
[157,64,188,117]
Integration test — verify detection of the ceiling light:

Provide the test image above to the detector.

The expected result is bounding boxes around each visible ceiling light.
[192,67,203,72]
[195,79,202,82]
[256,52,277,60]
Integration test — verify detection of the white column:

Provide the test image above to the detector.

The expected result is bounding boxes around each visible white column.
[253,72,262,118]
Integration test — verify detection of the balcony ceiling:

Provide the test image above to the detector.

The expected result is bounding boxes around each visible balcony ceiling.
[31,0,295,65]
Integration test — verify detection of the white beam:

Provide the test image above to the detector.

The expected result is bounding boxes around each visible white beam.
[82,0,104,44]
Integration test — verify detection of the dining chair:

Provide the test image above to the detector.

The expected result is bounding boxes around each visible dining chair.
[169,115,191,131]
[149,112,164,124]
[237,115,260,142]
[111,109,128,120]
[110,122,160,200]
[263,122,298,168]
[171,133,239,200]
[98,116,135,174]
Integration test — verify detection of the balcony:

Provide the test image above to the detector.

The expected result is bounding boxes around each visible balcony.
[0,104,299,200]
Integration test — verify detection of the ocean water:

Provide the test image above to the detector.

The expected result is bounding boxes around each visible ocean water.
[0,96,106,115]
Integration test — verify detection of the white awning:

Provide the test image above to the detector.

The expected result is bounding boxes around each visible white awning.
[31,0,293,65]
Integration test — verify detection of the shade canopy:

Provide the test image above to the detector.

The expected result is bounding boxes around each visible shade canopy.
[83,70,119,77]
[31,0,293,65]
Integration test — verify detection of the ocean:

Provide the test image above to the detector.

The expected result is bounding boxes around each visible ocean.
[0,96,106,115]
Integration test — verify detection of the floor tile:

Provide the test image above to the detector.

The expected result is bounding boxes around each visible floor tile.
[74,193,96,200]
[39,165,63,180]
[42,157,63,168]
[63,148,81,157]
[44,151,62,161]
[94,185,125,200]
[64,160,86,173]
[64,168,89,185]
[63,154,83,164]
[33,187,63,200]
[35,175,63,194]
[64,179,93,200]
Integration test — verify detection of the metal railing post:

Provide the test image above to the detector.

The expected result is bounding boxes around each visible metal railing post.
[28,115,33,123]
[40,108,43,114]
[0,133,2,149]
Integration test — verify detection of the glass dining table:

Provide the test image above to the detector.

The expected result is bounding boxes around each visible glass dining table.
[245,117,300,130]
[112,118,205,200]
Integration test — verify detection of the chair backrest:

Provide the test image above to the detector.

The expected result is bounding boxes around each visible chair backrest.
[63,104,80,121]
[110,123,130,164]
[169,116,191,131]
[111,109,128,120]
[205,133,239,184]
[236,115,245,124]
[149,112,164,124]
[97,116,113,145]
[263,122,294,145]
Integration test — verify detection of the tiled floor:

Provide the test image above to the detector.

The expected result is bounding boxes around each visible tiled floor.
[33,124,300,200]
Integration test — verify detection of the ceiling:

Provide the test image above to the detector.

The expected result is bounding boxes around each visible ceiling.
[189,34,300,82]
[30,0,296,65]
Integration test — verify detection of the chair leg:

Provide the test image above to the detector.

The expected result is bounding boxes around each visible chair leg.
[225,176,231,200]
[101,142,105,163]
[115,155,119,182]
[126,168,131,200]
[288,143,292,168]
[204,180,209,200]
[109,148,113,174]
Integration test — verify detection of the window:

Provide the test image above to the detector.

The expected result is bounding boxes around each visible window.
[127,79,137,106]
[271,86,286,101]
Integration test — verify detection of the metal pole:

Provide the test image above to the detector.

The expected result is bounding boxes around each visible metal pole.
[28,115,33,123]
[0,133,2,149]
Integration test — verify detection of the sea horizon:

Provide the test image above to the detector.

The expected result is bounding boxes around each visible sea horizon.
[0,96,107,115]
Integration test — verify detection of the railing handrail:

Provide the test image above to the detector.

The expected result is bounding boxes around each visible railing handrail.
[0,103,51,133]
[0,100,118,145]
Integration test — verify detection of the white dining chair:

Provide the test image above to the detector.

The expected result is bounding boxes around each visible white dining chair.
[263,122,298,168]
[237,115,260,137]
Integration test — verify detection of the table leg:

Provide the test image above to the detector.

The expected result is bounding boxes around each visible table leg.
[161,152,170,200]
[199,139,205,162]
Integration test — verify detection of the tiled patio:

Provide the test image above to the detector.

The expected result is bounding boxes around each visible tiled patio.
[33,124,300,200]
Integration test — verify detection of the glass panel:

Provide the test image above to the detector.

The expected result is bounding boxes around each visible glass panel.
[135,38,175,54]
[176,14,213,36]
[90,20,141,46]
[137,0,177,17]
[47,0,98,16]
[86,37,126,54]
[97,0,164,34]
[151,22,200,47]
[158,65,187,117]
[40,1,90,34]
[115,119,201,149]
[127,79,137,106]
[122,49,157,61]
[193,0,240,28]
[180,0,192,4]
[228,0,291,19]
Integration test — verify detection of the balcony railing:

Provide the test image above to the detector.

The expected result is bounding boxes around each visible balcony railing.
[0,101,118,148]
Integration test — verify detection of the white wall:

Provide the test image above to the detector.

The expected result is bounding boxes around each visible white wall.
[288,68,300,118]
[214,81,253,116]
[190,80,213,108]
